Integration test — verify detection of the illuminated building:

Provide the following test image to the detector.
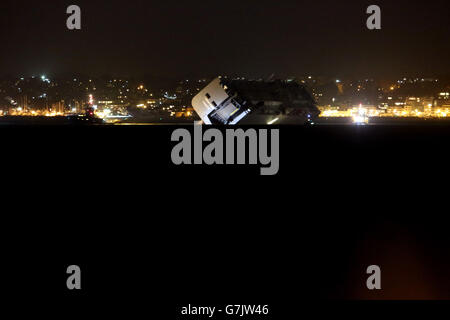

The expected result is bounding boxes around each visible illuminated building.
[50,100,65,115]
[18,95,28,112]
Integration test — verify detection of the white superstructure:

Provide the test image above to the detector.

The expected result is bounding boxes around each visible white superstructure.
[192,78,250,125]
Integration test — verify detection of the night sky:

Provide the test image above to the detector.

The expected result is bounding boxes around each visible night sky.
[0,0,449,78]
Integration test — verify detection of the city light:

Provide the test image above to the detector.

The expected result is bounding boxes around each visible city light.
[1,75,449,124]
[267,118,279,125]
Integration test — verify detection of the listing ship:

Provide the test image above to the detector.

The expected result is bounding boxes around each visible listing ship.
[192,77,320,125]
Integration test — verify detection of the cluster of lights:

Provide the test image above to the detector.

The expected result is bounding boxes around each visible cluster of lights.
[352,105,369,124]
[320,103,450,120]
[5,108,64,117]
[41,75,50,84]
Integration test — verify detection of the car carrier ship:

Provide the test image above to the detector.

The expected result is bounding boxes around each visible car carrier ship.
[192,77,320,125]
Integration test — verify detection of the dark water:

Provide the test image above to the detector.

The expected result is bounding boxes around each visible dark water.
[1,124,449,319]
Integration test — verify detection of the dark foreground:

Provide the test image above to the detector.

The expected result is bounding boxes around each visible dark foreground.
[1,124,450,317]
